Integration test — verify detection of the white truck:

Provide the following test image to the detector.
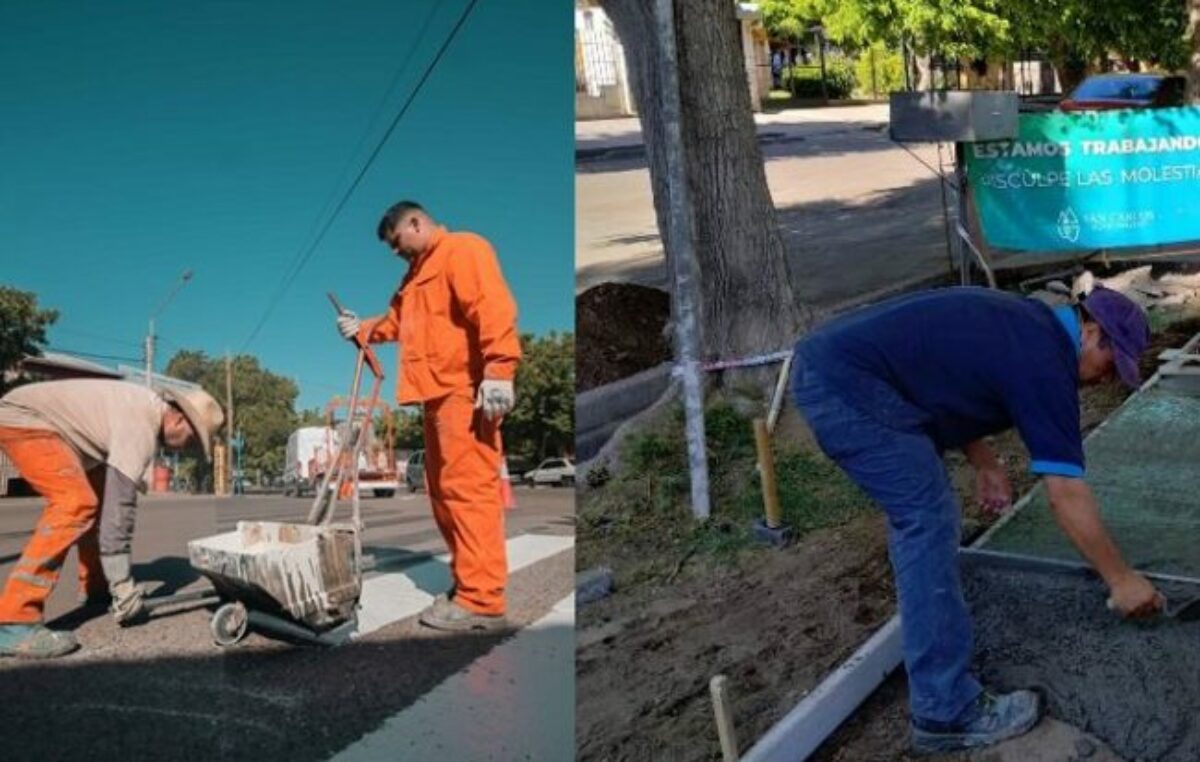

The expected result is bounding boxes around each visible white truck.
[283,422,399,499]
[283,427,336,497]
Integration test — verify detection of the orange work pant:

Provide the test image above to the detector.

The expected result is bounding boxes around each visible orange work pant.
[423,391,507,615]
[0,427,103,623]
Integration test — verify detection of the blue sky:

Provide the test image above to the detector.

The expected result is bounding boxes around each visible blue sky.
[0,1,572,410]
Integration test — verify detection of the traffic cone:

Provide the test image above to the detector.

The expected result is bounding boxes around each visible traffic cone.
[500,457,516,510]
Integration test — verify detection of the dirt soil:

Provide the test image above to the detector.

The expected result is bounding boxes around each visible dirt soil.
[576,515,896,761]
[577,313,1200,761]
[576,282,671,392]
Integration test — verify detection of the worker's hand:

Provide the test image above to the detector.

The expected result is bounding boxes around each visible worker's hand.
[973,463,1012,515]
[109,578,146,626]
[1107,571,1166,619]
[100,553,147,626]
[475,379,515,420]
[336,310,361,341]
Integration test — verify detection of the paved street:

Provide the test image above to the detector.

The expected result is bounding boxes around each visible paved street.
[0,487,574,761]
[576,104,955,311]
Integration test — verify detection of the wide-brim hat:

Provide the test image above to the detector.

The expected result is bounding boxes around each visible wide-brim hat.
[159,386,225,462]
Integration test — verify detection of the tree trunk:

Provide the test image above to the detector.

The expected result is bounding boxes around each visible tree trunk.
[600,0,809,364]
[1189,0,1200,102]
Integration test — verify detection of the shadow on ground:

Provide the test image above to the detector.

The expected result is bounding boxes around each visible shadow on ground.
[576,120,895,175]
[0,624,541,762]
[575,175,952,312]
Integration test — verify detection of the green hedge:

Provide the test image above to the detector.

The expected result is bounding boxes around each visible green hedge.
[781,58,856,99]
[853,42,905,98]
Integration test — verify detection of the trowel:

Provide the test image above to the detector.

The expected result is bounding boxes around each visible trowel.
[1107,595,1200,621]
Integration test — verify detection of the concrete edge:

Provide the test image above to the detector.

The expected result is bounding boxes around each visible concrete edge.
[576,362,673,434]
[740,616,903,762]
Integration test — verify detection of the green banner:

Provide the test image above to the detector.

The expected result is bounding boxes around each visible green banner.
[966,107,1200,251]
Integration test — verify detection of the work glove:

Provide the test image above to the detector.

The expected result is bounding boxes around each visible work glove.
[475,379,515,420]
[336,310,361,341]
[100,553,146,626]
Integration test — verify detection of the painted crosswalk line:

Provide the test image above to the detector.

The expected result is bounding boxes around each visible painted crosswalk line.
[353,533,574,637]
[332,594,575,761]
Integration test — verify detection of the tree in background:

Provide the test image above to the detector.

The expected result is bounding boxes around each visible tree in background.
[393,408,425,451]
[1191,0,1200,101]
[0,286,58,392]
[164,351,299,479]
[372,333,574,463]
[376,406,424,451]
[763,0,1189,94]
[601,0,809,365]
[503,332,574,462]
[296,407,326,427]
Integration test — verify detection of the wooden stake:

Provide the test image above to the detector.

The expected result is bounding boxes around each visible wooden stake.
[753,418,782,529]
[710,674,740,761]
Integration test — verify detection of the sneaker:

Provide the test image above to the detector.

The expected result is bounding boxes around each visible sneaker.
[0,624,80,659]
[418,596,506,632]
[911,690,1041,754]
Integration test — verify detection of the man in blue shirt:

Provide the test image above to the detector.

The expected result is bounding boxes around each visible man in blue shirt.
[792,285,1164,754]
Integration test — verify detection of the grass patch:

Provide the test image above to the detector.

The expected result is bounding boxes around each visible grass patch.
[578,399,872,587]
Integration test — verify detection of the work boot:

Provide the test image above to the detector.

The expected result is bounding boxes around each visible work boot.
[418,596,506,632]
[0,624,80,659]
[910,689,1041,754]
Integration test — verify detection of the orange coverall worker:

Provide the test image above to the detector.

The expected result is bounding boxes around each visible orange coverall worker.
[359,226,521,615]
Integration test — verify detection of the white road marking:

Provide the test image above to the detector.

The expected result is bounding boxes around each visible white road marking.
[353,533,574,637]
[331,594,575,761]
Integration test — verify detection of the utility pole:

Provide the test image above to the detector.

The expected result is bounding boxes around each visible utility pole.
[145,269,193,387]
[654,0,711,521]
[225,352,234,496]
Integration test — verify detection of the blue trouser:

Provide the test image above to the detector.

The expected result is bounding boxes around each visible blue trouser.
[792,354,982,723]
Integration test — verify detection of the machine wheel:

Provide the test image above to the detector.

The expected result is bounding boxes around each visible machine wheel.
[374,489,396,498]
[211,602,249,647]
[562,476,575,488]
[406,479,417,493]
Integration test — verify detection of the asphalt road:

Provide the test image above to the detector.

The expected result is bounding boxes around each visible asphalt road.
[0,487,575,761]
[576,105,953,309]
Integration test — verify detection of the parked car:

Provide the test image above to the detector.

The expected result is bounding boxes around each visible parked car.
[405,449,425,493]
[525,457,575,487]
[1059,73,1186,112]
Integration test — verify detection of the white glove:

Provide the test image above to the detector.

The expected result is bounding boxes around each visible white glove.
[475,379,515,420]
[100,553,145,626]
[336,310,361,340]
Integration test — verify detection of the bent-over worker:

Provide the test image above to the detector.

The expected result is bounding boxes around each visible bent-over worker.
[791,285,1164,754]
[336,200,520,631]
[0,379,224,658]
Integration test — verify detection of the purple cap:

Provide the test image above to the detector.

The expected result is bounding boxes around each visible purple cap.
[1081,286,1149,388]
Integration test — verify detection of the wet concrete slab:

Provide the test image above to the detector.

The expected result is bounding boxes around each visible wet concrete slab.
[964,562,1200,762]
[982,385,1200,580]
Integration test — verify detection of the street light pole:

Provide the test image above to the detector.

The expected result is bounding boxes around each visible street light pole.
[145,269,194,387]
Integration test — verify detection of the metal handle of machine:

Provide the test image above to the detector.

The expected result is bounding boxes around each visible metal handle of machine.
[307,293,387,528]
[327,292,385,379]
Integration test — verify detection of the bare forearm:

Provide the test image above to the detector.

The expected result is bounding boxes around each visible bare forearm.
[1045,478,1131,587]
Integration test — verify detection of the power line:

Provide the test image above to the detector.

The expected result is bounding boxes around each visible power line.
[264,1,443,324]
[241,0,481,351]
